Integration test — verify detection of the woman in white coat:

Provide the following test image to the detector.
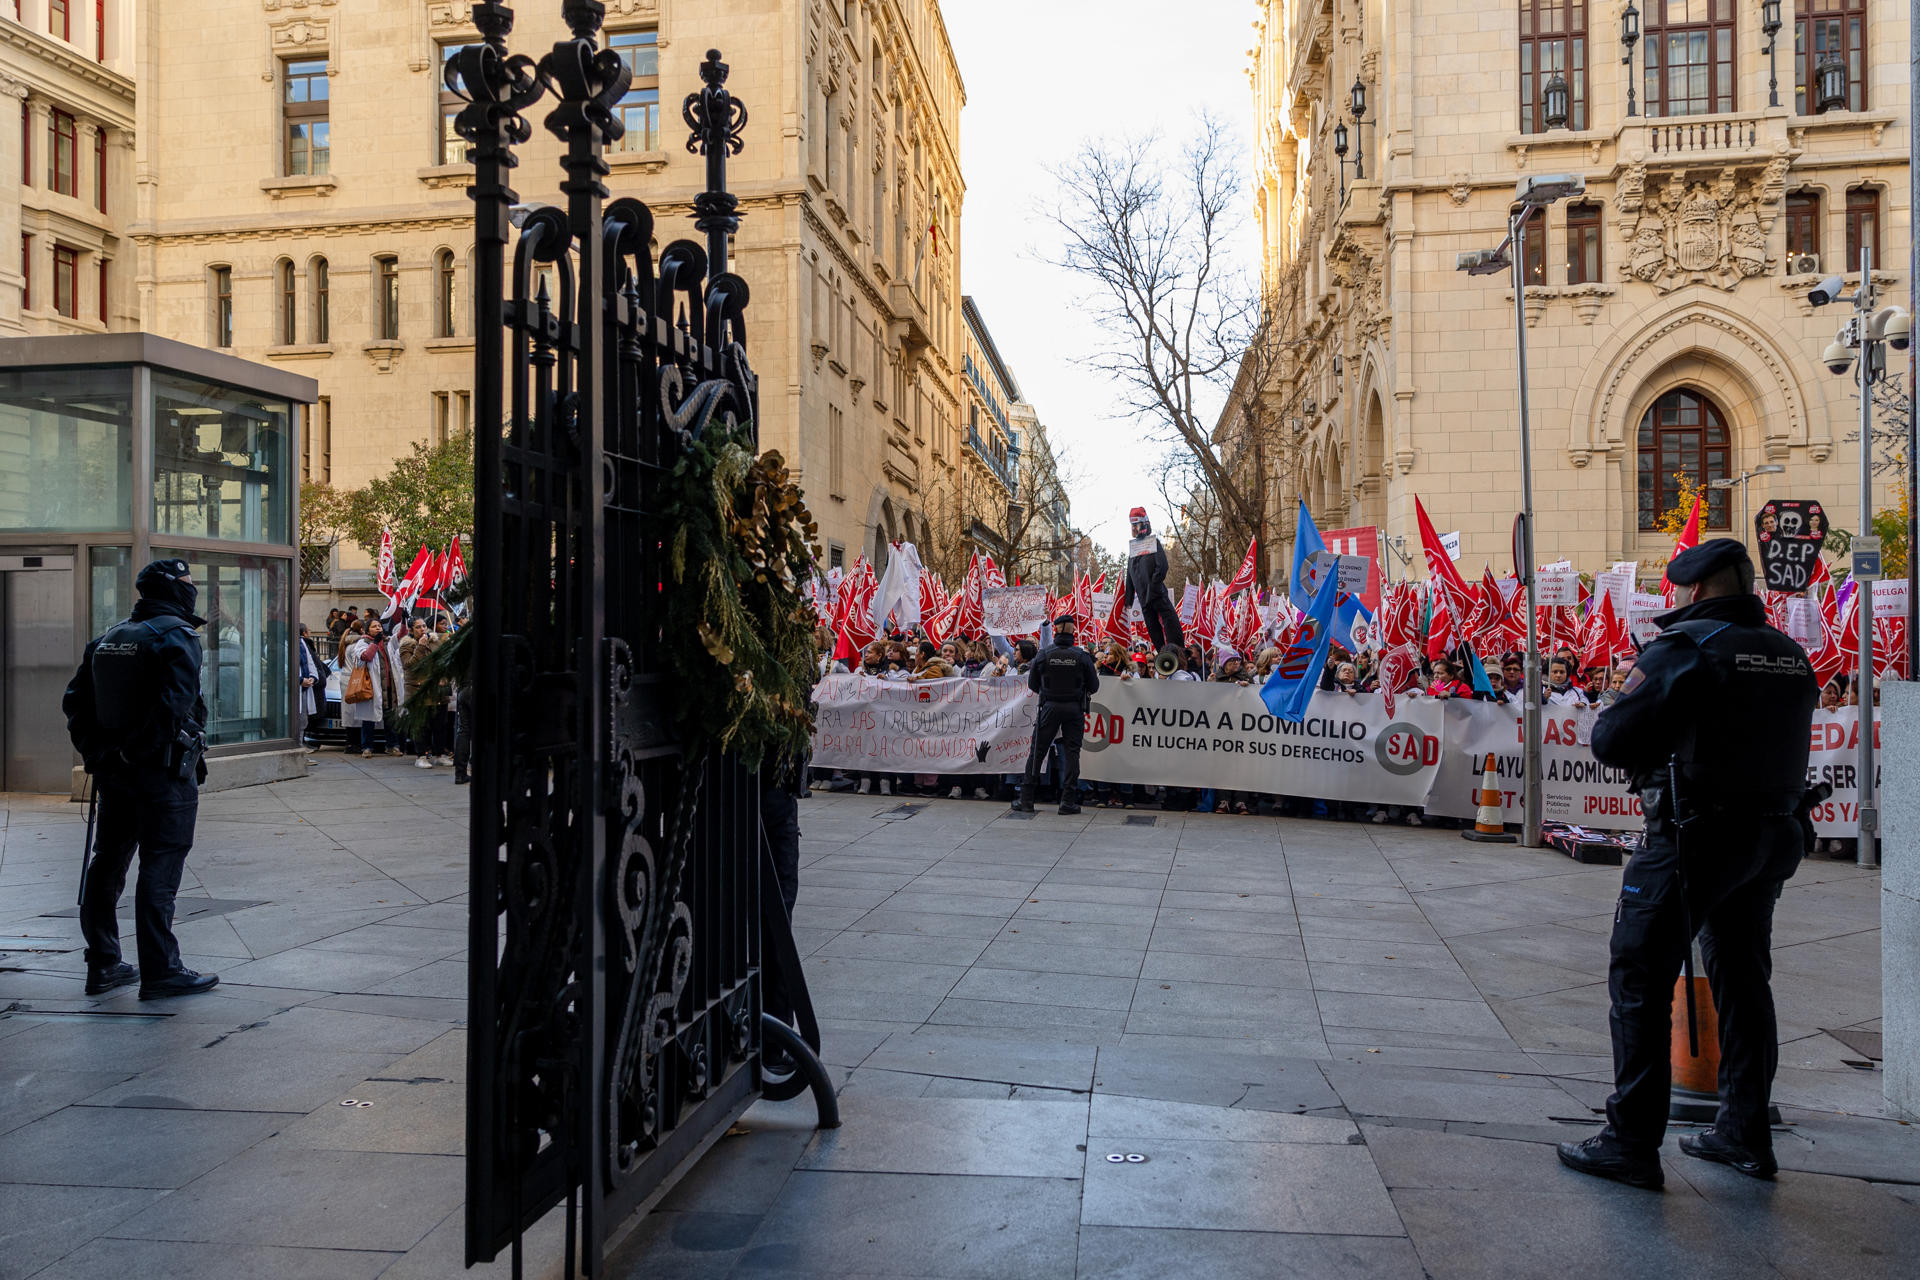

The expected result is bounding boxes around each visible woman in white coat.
[341,621,399,757]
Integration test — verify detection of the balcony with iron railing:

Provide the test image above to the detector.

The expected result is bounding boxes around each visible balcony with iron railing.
[965,425,1017,496]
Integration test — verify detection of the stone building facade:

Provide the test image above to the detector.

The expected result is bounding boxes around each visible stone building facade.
[2,0,137,337]
[129,0,964,606]
[1246,0,1910,571]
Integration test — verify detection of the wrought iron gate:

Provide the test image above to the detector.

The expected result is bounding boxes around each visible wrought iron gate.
[455,5,767,1273]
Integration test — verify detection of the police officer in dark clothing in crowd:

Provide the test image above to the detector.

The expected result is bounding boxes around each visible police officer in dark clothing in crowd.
[1013,614,1099,816]
[1558,539,1818,1188]
[62,558,220,1000]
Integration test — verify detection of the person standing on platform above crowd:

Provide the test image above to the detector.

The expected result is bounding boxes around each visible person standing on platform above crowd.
[1013,614,1098,817]
[1558,538,1820,1190]
[1120,506,1184,655]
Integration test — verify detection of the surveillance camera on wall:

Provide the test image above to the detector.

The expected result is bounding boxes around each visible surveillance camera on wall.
[1806,275,1847,307]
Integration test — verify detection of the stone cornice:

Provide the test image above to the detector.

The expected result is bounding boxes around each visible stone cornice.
[0,23,135,105]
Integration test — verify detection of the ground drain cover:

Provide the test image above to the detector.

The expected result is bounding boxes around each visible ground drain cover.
[43,897,265,922]
[1826,1028,1883,1061]
[875,804,926,821]
[1124,815,1156,827]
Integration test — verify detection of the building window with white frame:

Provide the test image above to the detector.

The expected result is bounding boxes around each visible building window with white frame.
[609,31,659,153]
[210,265,234,347]
[284,58,330,175]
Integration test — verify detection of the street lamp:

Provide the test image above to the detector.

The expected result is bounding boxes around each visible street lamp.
[1543,72,1570,130]
[1707,463,1785,547]
[1816,54,1849,113]
[1811,251,1912,867]
[1455,172,1586,850]
[1621,1,1641,117]
[1333,121,1351,202]
[1761,0,1783,109]
[1349,78,1368,180]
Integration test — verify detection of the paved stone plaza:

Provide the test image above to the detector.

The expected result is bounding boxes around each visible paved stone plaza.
[2,760,1916,1279]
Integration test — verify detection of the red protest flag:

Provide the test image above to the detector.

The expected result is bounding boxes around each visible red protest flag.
[393,545,434,611]
[377,528,398,600]
[1413,497,1474,643]
[1225,537,1259,597]
[1659,495,1705,605]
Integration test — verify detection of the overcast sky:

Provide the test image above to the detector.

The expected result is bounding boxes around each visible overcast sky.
[942,1,1258,558]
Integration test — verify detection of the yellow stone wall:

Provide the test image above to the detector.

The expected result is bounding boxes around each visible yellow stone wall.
[1250,0,1911,572]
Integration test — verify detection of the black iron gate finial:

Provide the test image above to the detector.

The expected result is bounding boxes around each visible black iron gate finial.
[684,48,749,275]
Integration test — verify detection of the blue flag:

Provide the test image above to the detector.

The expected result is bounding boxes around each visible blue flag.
[1289,499,1325,615]
[1461,644,1494,697]
[1262,565,1341,723]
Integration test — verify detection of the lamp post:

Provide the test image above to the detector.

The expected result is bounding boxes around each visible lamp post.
[1456,173,1587,849]
[1333,121,1350,202]
[1543,72,1570,130]
[1350,78,1368,180]
[1816,54,1849,112]
[1708,463,1786,548]
[1813,251,1913,867]
[1621,1,1641,117]
[1762,0,1784,109]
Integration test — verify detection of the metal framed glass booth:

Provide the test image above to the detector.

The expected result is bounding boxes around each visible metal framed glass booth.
[0,333,317,794]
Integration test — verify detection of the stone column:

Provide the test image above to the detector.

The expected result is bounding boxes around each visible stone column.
[0,78,25,333]
[25,96,50,192]
[1882,679,1920,1117]
[79,120,102,213]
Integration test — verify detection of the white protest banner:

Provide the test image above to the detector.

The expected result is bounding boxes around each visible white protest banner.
[981,585,1047,636]
[1077,681,1444,805]
[1783,596,1818,647]
[1611,561,1641,579]
[1440,531,1462,561]
[1178,583,1200,625]
[1302,551,1372,598]
[1595,568,1635,617]
[1542,559,1573,572]
[1873,579,1909,619]
[1427,702,1644,829]
[1534,567,1580,607]
[1091,591,1115,622]
[1627,592,1665,646]
[811,675,1035,773]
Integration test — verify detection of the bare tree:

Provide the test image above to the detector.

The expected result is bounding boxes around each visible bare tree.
[1042,114,1278,579]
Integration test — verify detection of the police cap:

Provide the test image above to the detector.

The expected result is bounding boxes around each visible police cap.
[136,558,192,596]
[1053,614,1077,629]
[1665,537,1750,586]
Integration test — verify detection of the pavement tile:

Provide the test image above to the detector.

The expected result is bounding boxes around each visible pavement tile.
[82,1044,405,1114]
[1092,1044,1345,1113]
[949,966,1138,1011]
[735,1171,1082,1278]
[0,1183,167,1280]
[863,1029,1099,1091]
[1081,1136,1401,1234]
[798,1096,1088,1176]
[0,1103,283,1188]
[1075,1226,1426,1280]
[1139,950,1311,989]
[21,1238,401,1280]
[1089,1093,1356,1142]
[106,1144,464,1251]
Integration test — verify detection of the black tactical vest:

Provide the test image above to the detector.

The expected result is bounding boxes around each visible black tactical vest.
[1665,615,1819,810]
[1039,647,1086,701]
[90,615,194,761]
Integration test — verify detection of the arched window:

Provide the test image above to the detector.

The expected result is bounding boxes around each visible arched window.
[434,249,458,337]
[1796,0,1867,114]
[1637,388,1731,531]
[310,256,330,343]
[374,254,399,340]
[277,258,297,345]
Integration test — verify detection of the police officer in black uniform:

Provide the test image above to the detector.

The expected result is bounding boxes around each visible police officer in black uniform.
[1558,539,1818,1188]
[1013,614,1099,816]
[62,558,219,1000]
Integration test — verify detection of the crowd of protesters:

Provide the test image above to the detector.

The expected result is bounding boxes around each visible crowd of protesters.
[806,623,1874,853]
[299,605,470,782]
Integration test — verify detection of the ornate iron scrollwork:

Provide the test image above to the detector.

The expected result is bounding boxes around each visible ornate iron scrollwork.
[464,6,765,1275]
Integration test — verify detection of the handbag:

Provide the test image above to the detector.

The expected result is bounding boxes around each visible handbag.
[344,661,374,704]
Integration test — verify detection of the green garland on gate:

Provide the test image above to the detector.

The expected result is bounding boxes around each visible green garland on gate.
[651,420,822,773]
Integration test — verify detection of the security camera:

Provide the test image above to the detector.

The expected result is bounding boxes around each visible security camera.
[1807,275,1847,307]
[1823,339,1856,375]
[1874,307,1912,352]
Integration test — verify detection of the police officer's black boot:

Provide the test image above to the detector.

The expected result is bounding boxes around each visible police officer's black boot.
[1010,797,1036,814]
[1678,1130,1777,1180]
[1058,798,1082,815]
[1556,1133,1664,1189]
[85,961,138,995]
[140,968,219,1000]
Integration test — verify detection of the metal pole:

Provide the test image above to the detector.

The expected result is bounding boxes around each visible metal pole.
[1512,205,1544,849]
[1910,0,1919,679]
[1858,243,1879,867]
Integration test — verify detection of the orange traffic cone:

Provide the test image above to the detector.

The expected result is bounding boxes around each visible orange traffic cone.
[1460,752,1516,843]
[1669,965,1783,1124]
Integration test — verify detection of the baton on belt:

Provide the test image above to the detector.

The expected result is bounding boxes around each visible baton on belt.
[1667,764,1700,1056]
[76,780,99,908]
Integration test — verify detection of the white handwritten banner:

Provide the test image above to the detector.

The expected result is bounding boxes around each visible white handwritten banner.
[981,586,1047,636]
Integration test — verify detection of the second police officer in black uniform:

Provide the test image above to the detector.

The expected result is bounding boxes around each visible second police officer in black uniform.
[1013,613,1099,816]
[1558,538,1819,1188]
[62,558,219,1001]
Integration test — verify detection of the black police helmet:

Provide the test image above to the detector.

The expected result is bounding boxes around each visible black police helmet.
[1052,614,1076,631]
[1665,537,1750,587]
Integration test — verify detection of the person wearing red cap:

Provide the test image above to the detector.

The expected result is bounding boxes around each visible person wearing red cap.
[1119,507,1183,652]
